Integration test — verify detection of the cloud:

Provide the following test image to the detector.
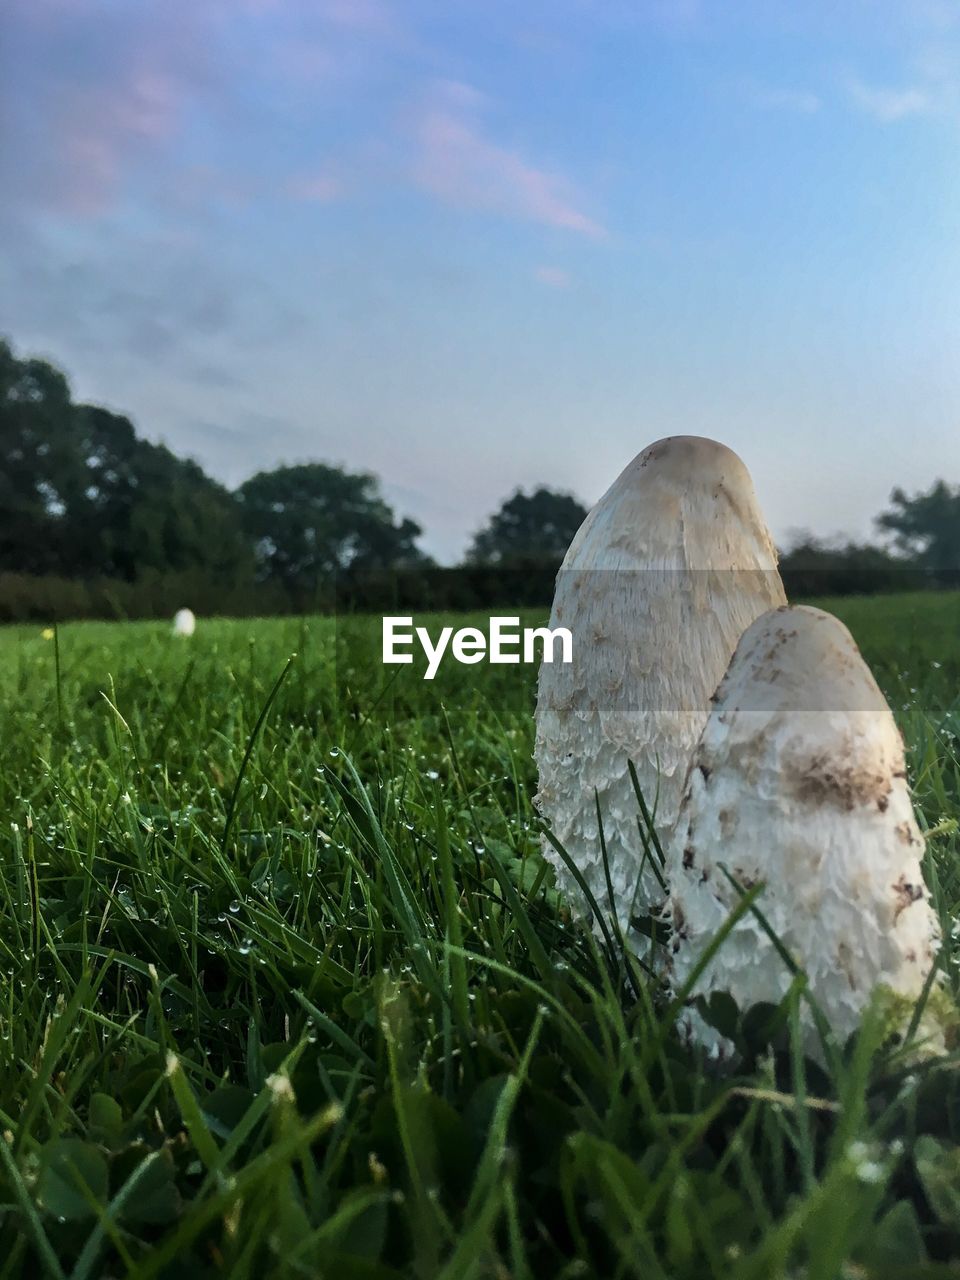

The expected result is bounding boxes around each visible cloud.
[411,81,606,239]
[840,10,960,124]
[847,78,936,121]
[534,265,571,288]
[56,71,188,215]
[0,221,298,370]
[1,4,216,217]
[2,0,381,221]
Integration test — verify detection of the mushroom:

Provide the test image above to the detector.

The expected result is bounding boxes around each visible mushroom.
[668,604,946,1055]
[172,608,196,637]
[534,436,785,948]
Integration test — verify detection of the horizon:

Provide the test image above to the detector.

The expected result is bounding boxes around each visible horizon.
[2,0,958,564]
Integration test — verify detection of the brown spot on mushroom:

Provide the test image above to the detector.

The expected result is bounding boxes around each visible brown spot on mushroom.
[892,874,924,921]
[718,808,737,838]
[786,749,892,812]
[682,845,695,870]
[698,762,711,782]
[894,821,918,847]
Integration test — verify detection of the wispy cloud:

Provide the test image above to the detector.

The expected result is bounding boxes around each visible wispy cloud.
[56,70,188,215]
[412,81,606,239]
[2,0,385,221]
[840,6,960,124]
[1,4,215,217]
[846,78,936,121]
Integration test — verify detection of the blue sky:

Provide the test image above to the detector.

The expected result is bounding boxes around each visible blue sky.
[2,0,958,562]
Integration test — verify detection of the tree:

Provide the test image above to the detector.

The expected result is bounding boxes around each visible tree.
[116,435,253,583]
[466,486,587,566]
[778,532,908,598]
[876,481,960,579]
[0,338,76,574]
[0,338,253,583]
[236,463,427,590]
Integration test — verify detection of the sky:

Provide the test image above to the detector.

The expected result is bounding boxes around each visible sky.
[1,0,958,563]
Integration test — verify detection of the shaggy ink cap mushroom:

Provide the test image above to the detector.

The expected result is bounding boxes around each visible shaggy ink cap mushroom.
[173,608,196,637]
[535,436,786,948]
[668,604,950,1057]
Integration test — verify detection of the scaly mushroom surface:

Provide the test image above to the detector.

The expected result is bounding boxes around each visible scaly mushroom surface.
[535,436,785,948]
[668,604,945,1055]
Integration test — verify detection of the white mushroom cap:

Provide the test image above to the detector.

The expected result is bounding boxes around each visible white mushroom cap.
[668,605,945,1055]
[535,436,785,948]
[173,608,196,637]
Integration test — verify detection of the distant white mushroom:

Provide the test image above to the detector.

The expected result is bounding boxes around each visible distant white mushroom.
[535,436,785,949]
[668,605,947,1056]
[173,608,196,637]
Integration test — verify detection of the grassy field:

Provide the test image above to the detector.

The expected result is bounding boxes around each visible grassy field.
[1,593,960,1279]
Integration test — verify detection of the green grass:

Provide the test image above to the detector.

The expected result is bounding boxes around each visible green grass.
[1,593,959,1278]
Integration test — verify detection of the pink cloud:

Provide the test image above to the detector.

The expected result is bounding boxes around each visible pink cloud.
[412,84,606,239]
[51,69,186,215]
[4,0,218,218]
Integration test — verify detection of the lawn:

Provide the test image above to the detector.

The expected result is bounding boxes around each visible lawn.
[1,594,959,1278]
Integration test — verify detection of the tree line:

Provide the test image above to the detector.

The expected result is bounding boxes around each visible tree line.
[1,337,958,621]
